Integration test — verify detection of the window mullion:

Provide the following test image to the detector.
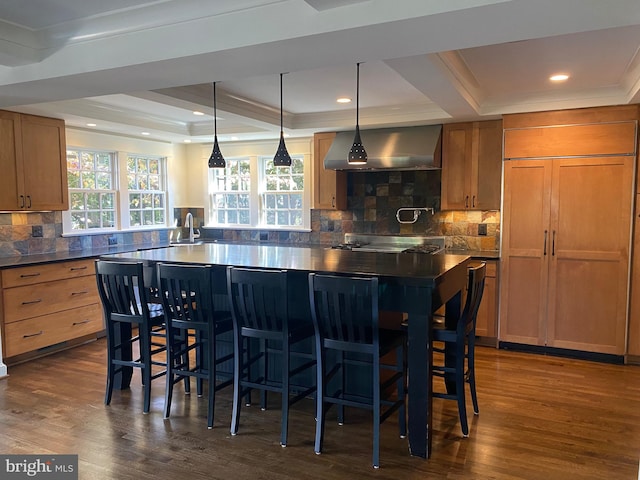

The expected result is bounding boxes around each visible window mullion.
[250,155,260,227]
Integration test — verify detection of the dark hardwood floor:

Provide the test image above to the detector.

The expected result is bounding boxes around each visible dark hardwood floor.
[1,339,639,479]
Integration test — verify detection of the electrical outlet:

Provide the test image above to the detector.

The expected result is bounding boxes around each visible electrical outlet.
[32,225,43,238]
[478,223,487,236]
[108,236,118,245]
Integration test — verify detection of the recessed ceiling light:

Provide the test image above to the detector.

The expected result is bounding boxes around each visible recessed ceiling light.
[231,136,239,141]
[337,97,352,104]
[193,111,205,116]
[183,139,192,143]
[86,123,97,127]
[550,74,569,82]
[141,132,150,136]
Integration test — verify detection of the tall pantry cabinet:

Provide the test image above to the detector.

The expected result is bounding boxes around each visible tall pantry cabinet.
[500,107,637,356]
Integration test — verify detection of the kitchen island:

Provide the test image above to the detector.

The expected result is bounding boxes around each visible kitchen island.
[101,243,471,459]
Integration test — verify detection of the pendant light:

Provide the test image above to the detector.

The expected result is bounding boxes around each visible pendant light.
[348,62,367,164]
[208,81,226,168]
[273,72,292,167]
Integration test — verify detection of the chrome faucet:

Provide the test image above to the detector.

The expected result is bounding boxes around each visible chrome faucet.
[185,213,194,243]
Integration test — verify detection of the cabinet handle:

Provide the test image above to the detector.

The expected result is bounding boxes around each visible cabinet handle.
[19,195,25,208]
[23,331,44,338]
[71,291,88,296]
[552,230,556,256]
[21,299,42,305]
[26,195,32,208]
[20,273,41,278]
[543,230,548,255]
[73,319,92,326]
[465,195,469,208]
[472,195,476,208]
[70,266,88,271]
[332,196,335,208]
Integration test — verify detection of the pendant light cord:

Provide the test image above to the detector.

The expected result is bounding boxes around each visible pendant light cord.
[280,73,284,134]
[213,82,217,135]
[356,62,360,127]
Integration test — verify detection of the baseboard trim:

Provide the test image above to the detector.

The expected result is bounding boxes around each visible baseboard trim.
[498,342,624,365]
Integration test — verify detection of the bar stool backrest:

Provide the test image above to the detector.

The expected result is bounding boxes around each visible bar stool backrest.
[459,263,486,338]
[226,267,289,334]
[95,260,150,321]
[308,273,379,352]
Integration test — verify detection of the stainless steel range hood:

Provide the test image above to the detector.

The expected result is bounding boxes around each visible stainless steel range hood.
[323,125,442,171]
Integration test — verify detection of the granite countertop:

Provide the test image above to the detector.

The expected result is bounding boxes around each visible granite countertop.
[0,242,171,269]
[445,249,500,260]
[0,240,499,269]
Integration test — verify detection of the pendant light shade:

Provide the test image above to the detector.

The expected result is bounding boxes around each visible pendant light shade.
[208,81,226,168]
[273,73,292,167]
[348,62,367,164]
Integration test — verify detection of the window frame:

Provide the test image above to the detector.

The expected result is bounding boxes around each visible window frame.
[62,147,169,234]
[207,150,311,231]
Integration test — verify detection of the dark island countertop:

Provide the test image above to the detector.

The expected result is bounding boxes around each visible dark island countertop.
[101,243,471,287]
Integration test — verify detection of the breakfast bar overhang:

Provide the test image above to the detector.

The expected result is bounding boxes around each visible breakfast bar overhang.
[101,243,471,459]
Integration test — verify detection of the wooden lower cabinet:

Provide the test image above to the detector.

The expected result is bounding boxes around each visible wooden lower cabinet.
[500,156,633,355]
[474,260,498,344]
[0,258,104,362]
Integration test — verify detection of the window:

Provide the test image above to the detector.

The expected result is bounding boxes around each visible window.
[66,149,117,230]
[262,157,304,227]
[208,154,309,229]
[127,155,166,227]
[210,158,251,225]
[64,149,167,233]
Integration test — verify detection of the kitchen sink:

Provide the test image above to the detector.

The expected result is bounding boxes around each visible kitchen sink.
[170,240,204,246]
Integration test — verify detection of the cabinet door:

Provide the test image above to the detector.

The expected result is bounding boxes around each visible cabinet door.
[441,123,472,210]
[546,156,632,355]
[20,114,68,210]
[499,160,552,345]
[474,120,502,210]
[475,260,497,339]
[628,194,640,357]
[313,132,346,210]
[0,110,23,210]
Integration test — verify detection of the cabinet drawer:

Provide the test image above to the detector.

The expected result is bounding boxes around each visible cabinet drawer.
[3,276,99,323]
[1,259,95,288]
[4,303,103,357]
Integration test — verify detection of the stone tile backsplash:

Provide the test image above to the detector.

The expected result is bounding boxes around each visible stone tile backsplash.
[204,170,500,251]
[0,170,499,257]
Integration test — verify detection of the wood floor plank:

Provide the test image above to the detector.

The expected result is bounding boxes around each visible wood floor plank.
[1,340,639,479]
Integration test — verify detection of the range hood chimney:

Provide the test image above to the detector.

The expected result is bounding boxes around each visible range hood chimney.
[323,125,442,171]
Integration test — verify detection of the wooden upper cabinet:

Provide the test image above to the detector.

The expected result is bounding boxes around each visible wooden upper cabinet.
[0,111,23,210]
[441,120,502,210]
[503,105,639,160]
[0,111,68,211]
[313,132,346,210]
[504,122,637,159]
